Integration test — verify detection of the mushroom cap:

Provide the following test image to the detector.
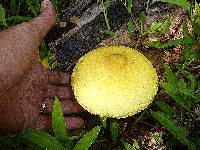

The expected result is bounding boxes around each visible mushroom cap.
[71,46,158,118]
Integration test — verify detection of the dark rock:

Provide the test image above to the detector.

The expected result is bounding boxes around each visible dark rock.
[50,0,146,71]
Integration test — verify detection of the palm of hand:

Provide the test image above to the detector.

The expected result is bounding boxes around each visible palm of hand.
[1,64,84,132]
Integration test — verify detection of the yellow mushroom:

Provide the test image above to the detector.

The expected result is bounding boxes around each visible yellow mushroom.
[71,46,158,118]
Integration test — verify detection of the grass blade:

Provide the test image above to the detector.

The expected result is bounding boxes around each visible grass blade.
[146,36,195,48]
[10,0,17,15]
[153,0,190,12]
[164,64,178,87]
[127,19,135,37]
[159,16,173,34]
[162,83,191,110]
[153,111,189,146]
[74,126,101,150]
[6,16,32,24]
[156,101,175,118]
[52,97,72,148]
[127,0,133,13]
[123,140,140,150]
[178,79,194,98]
[110,119,119,142]
[181,71,197,91]
[26,0,40,17]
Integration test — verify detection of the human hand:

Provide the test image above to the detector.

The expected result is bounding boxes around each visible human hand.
[0,64,85,133]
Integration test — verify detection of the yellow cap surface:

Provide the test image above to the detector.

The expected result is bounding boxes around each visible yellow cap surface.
[71,46,158,118]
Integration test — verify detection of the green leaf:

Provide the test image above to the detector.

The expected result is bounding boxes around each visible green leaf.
[74,126,101,150]
[139,11,146,24]
[127,19,135,37]
[178,79,195,98]
[26,0,40,17]
[0,4,7,26]
[194,91,200,103]
[21,129,66,150]
[181,70,197,91]
[51,0,60,20]
[10,0,17,15]
[39,40,48,60]
[192,136,200,147]
[100,117,107,128]
[106,0,111,9]
[148,21,162,34]
[52,97,72,148]
[149,132,164,143]
[164,64,178,87]
[123,140,140,150]
[145,36,195,48]
[6,16,32,24]
[162,83,191,110]
[188,142,197,150]
[127,0,133,13]
[182,44,193,61]
[153,0,191,12]
[103,30,115,36]
[159,16,173,34]
[156,101,175,118]
[153,111,189,146]
[110,119,119,142]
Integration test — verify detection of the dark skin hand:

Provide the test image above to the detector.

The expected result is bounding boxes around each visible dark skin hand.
[0,0,84,133]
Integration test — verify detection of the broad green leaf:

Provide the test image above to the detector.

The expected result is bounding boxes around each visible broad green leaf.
[146,36,195,48]
[110,119,119,142]
[22,129,66,150]
[74,126,101,150]
[52,97,72,148]
[162,83,191,110]
[153,0,190,12]
[127,19,135,37]
[156,101,175,118]
[163,64,178,87]
[153,111,189,146]
[127,0,133,13]
[0,4,7,26]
